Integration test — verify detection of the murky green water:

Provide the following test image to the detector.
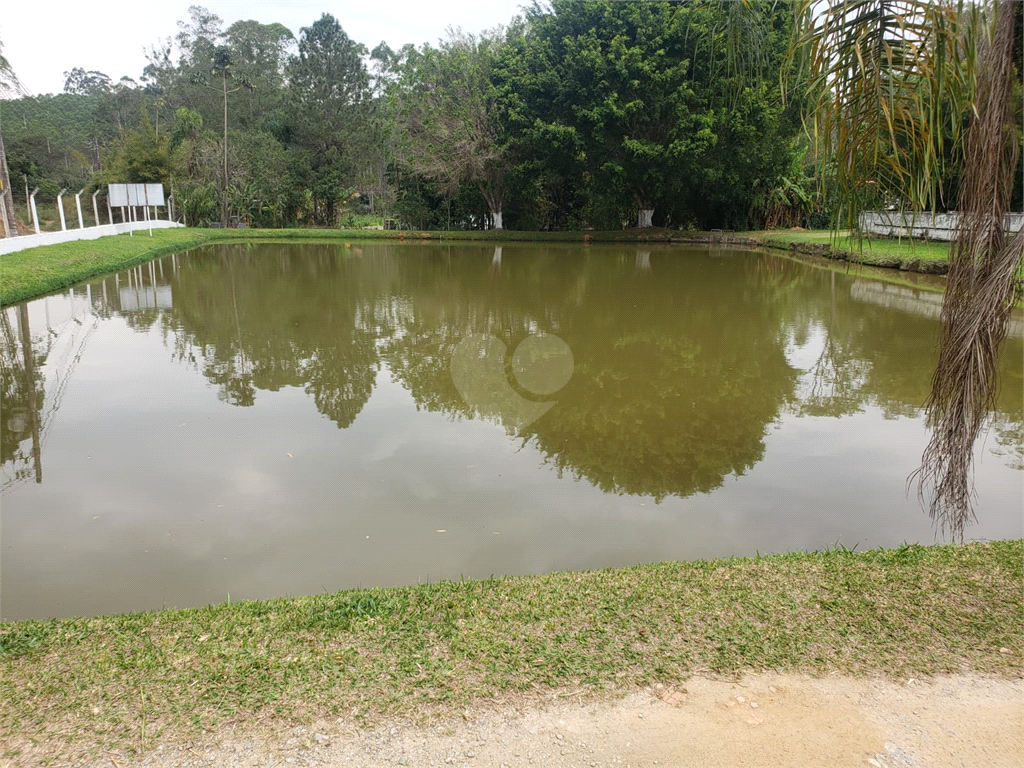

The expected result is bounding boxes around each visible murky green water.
[2,242,1021,620]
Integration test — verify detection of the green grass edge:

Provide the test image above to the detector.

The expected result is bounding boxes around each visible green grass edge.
[2,540,1021,759]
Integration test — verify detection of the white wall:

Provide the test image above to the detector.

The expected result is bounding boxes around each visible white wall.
[859,211,1024,242]
[0,220,185,256]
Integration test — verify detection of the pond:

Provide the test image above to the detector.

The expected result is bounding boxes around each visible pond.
[2,242,1021,621]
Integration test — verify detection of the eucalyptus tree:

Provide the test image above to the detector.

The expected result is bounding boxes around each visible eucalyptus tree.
[167,5,228,125]
[362,42,417,217]
[223,20,294,129]
[394,27,512,229]
[62,68,113,96]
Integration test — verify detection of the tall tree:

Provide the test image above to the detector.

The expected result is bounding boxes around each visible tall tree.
[0,37,25,237]
[287,14,370,225]
[395,28,512,228]
[526,1,718,227]
[63,68,113,96]
[223,20,294,129]
[211,45,251,226]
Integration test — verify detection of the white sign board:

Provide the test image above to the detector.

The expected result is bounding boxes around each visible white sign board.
[108,184,165,207]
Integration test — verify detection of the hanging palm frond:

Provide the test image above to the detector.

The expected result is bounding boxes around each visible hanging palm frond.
[916,0,1023,539]
[789,0,974,228]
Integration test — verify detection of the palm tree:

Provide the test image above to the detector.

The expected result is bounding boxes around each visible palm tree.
[0,37,26,237]
[788,0,1022,538]
[916,1,1022,538]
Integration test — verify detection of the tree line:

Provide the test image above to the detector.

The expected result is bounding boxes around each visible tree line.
[2,2,821,231]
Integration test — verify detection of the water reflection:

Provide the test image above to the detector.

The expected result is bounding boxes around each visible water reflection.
[4,243,1022,495]
[1,293,102,491]
[0,306,45,487]
[1,243,1021,619]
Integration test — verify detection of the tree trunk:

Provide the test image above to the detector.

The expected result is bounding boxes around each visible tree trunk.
[637,208,654,228]
[222,70,229,228]
[0,122,17,237]
[478,179,504,230]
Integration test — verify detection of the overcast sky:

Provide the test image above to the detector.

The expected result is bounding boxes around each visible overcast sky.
[2,1,529,96]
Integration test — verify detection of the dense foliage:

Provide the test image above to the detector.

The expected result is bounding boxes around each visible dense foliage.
[1,1,814,231]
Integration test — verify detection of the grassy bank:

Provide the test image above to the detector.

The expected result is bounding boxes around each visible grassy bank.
[1,226,955,307]
[739,229,952,269]
[2,541,1020,762]
[1,229,226,306]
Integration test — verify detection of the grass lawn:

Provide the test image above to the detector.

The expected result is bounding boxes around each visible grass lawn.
[739,229,953,266]
[1,540,1020,762]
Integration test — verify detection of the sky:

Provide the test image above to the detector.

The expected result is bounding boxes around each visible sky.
[2,0,529,96]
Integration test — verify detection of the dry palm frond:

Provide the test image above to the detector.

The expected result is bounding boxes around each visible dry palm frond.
[916,0,1023,540]
[789,0,973,227]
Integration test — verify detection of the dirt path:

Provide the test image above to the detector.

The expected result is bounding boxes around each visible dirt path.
[23,673,1024,768]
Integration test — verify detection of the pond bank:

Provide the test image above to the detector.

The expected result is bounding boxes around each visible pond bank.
[0,227,949,307]
[2,540,1020,764]
[729,230,951,273]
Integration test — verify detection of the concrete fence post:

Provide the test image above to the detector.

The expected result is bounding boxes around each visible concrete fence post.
[92,190,100,228]
[75,189,85,229]
[0,189,11,238]
[30,188,40,234]
[57,189,68,231]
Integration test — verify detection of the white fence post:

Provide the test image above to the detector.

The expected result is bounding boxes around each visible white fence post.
[0,189,11,238]
[75,189,85,229]
[30,188,41,234]
[92,190,100,228]
[57,189,68,231]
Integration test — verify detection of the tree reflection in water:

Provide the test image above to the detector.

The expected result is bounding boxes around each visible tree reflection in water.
[2,242,1020,502]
